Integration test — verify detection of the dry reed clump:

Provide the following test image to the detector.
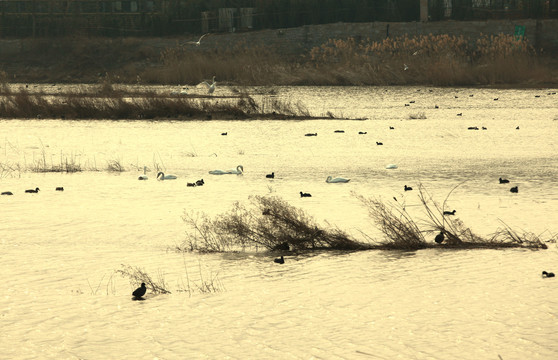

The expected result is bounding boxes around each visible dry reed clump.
[181,195,372,253]
[29,149,82,173]
[0,88,315,120]
[355,194,427,250]
[415,184,549,249]
[409,112,427,119]
[308,33,545,86]
[117,264,172,295]
[181,191,551,253]
[117,262,224,296]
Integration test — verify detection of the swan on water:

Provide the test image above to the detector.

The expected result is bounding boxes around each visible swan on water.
[187,33,209,46]
[138,166,149,180]
[326,176,350,183]
[157,171,177,180]
[209,165,244,175]
[202,76,216,94]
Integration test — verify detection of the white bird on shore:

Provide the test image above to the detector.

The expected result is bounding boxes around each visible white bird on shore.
[171,86,188,95]
[209,165,243,175]
[157,171,177,180]
[187,33,209,46]
[326,176,350,183]
[202,76,216,94]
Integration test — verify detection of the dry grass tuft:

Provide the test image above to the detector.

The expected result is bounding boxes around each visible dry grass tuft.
[117,264,172,295]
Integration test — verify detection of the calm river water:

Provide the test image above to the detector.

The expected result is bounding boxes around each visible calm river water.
[1,86,557,359]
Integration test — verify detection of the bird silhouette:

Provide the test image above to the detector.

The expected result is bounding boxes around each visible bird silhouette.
[499,178,510,184]
[25,187,40,193]
[1,191,13,195]
[274,256,285,264]
[300,192,312,197]
[132,283,147,299]
[55,187,64,191]
[510,186,519,193]
[542,271,555,278]
[404,185,413,191]
[443,210,456,215]
[266,172,275,179]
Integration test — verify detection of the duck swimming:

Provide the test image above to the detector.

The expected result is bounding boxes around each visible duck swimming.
[132,283,147,299]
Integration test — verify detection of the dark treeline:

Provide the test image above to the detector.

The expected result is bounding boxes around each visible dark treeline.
[0,0,556,37]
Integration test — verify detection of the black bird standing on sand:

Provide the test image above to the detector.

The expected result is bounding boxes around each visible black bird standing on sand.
[274,256,285,264]
[132,283,147,299]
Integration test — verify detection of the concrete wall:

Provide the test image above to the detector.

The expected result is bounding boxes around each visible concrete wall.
[211,19,558,55]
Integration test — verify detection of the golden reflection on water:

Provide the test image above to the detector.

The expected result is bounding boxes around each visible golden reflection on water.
[1,86,557,359]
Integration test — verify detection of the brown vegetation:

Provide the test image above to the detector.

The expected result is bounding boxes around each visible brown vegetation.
[1,33,556,87]
[0,84,316,120]
[181,192,552,253]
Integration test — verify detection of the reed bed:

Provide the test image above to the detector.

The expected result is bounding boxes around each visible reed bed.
[1,34,554,87]
[308,33,548,86]
[0,87,319,120]
[181,192,551,253]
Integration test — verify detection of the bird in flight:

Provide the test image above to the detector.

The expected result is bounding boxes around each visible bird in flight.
[187,33,209,46]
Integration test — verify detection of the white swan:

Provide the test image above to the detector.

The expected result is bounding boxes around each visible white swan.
[202,76,216,94]
[138,166,148,180]
[187,33,209,46]
[326,176,350,183]
[157,171,177,180]
[209,165,244,175]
